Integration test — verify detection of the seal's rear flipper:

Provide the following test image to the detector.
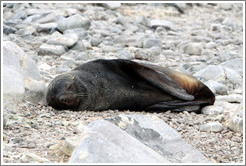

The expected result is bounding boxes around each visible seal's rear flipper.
[145,100,207,113]
[118,60,214,103]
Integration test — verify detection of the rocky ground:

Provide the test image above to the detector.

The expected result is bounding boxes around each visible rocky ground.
[2,3,244,163]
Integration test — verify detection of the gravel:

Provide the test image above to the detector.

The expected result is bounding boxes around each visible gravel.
[2,2,243,164]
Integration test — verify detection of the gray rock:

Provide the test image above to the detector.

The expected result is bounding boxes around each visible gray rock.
[3,66,25,99]
[194,65,225,82]
[71,40,86,52]
[69,119,168,163]
[107,114,210,163]
[218,3,233,10]
[136,16,150,27]
[25,153,50,163]
[47,33,78,47]
[64,28,88,39]
[143,38,162,48]
[147,46,161,62]
[24,78,46,104]
[222,17,234,30]
[220,58,243,77]
[201,106,224,115]
[101,3,121,10]
[200,122,223,132]
[210,23,221,31]
[90,37,102,47]
[3,24,17,35]
[39,43,66,55]
[24,12,56,24]
[16,26,37,36]
[205,42,217,49]
[227,105,243,133]
[149,19,176,31]
[181,43,203,55]
[134,49,150,61]
[36,22,57,32]
[216,94,243,103]
[117,50,134,59]
[62,135,83,156]
[57,14,91,32]
[223,67,242,88]
[205,80,228,95]
[3,41,44,102]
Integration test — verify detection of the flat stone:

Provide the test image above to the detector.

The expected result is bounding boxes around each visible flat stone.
[149,19,176,31]
[107,114,210,163]
[205,80,228,95]
[69,119,168,163]
[25,153,50,163]
[39,43,66,55]
[57,14,91,32]
[194,65,225,82]
[182,43,203,55]
[220,58,243,77]
[143,38,162,48]
[101,3,121,10]
[227,105,243,133]
[200,122,223,132]
[62,135,82,156]
[47,33,78,47]
[201,106,224,115]
[36,22,57,32]
[216,94,243,103]
[3,41,43,102]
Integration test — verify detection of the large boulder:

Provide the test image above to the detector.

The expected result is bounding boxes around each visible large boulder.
[69,119,168,163]
[69,114,210,163]
[3,41,46,103]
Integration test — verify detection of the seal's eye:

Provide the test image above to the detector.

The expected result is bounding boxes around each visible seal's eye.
[59,96,67,103]
[66,84,72,90]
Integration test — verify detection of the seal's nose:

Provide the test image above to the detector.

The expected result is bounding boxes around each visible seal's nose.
[59,96,67,103]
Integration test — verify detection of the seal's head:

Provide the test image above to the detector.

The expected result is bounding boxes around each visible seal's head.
[46,73,88,110]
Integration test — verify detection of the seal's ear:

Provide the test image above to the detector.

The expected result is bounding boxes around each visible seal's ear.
[118,60,214,104]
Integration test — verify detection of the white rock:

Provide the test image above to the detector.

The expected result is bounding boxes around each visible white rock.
[201,106,224,115]
[182,43,203,55]
[47,33,78,47]
[39,43,66,55]
[25,153,50,163]
[200,122,223,132]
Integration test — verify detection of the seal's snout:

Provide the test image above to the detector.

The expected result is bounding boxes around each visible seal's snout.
[59,96,67,103]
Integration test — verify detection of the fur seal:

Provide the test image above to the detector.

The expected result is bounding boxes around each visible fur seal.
[46,59,215,113]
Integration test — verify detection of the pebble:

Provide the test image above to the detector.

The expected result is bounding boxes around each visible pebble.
[149,19,176,31]
[216,94,243,103]
[182,43,203,55]
[39,43,66,55]
[205,80,228,95]
[47,33,78,47]
[62,135,82,156]
[205,42,217,49]
[25,153,50,163]
[201,106,224,115]
[101,3,121,10]
[36,22,57,32]
[57,14,91,32]
[143,38,162,48]
[200,122,223,132]
[2,3,243,164]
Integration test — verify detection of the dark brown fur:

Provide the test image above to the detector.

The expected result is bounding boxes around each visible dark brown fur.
[46,59,215,113]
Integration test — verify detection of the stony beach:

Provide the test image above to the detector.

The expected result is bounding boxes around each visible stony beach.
[2,3,244,163]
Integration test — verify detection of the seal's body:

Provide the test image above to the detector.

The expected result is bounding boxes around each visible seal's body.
[46,59,215,113]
